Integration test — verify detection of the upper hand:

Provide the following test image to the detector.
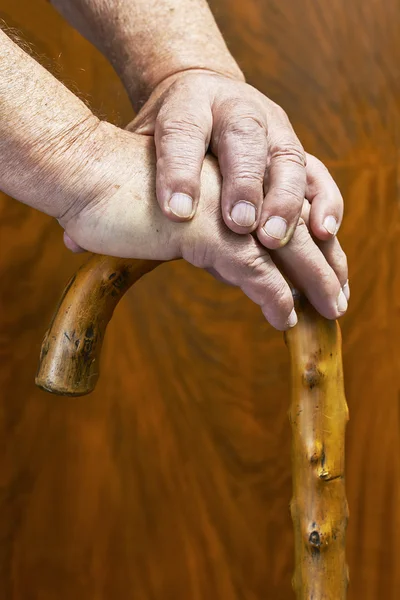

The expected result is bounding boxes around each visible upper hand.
[130,70,343,248]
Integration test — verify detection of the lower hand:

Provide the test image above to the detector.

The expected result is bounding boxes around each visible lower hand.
[61,122,348,331]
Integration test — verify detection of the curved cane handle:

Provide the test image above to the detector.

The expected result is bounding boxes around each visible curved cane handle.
[35,255,162,396]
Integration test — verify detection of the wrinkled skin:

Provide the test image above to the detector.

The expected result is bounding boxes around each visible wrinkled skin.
[62,123,348,331]
[130,71,344,250]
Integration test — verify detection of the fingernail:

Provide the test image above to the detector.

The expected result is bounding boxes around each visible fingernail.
[337,289,348,314]
[287,308,298,328]
[168,193,193,218]
[263,216,288,240]
[343,280,350,301]
[323,215,339,235]
[231,201,256,227]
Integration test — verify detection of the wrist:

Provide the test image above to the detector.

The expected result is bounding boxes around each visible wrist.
[54,119,121,223]
[115,53,245,109]
[51,1,244,109]
[0,111,107,220]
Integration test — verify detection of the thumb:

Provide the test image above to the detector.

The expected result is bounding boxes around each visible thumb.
[155,95,212,222]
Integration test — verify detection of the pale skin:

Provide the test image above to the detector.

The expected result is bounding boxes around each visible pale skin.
[0,14,348,330]
[52,0,346,248]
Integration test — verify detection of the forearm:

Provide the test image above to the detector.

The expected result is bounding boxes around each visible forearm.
[0,29,221,259]
[51,0,244,109]
[0,28,115,219]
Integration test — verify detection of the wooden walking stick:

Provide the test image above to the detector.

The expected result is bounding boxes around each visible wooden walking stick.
[36,254,349,598]
[285,295,349,599]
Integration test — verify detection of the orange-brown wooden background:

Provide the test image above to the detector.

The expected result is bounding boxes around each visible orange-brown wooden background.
[0,1,399,598]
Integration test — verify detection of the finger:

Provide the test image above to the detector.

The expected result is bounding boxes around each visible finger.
[155,96,212,222]
[301,198,349,299]
[272,219,348,319]
[316,237,349,300]
[257,122,306,249]
[213,109,268,233]
[306,153,344,240]
[63,232,86,253]
[210,235,297,330]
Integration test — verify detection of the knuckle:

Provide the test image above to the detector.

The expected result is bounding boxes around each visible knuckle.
[245,253,272,277]
[216,97,266,134]
[228,160,265,183]
[307,153,329,174]
[270,138,306,168]
[269,102,290,122]
[222,115,266,142]
[156,152,200,173]
[158,114,207,141]
[243,254,291,307]
[306,266,338,306]
[270,184,304,205]
[217,120,267,177]
[156,113,208,170]
[277,106,290,122]
[315,264,340,299]
[219,143,267,178]
[265,283,292,312]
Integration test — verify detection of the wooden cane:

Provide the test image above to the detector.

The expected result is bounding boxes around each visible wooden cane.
[285,294,349,599]
[35,254,349,598]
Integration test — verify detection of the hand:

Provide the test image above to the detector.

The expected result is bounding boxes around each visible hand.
[61,122,348,331]
[0,20,347,330]
[130,70,343,249]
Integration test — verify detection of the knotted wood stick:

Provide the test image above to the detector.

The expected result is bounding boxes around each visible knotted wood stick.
[36,255,349,597]
[286,295,349,599]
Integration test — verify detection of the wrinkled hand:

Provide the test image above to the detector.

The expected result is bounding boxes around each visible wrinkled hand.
[131,70,343,249]
[61,122,349,331]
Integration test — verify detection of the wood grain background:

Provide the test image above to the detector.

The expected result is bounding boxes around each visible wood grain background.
[0,1,399,598]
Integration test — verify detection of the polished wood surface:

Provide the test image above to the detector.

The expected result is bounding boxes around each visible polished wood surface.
[0,1,399,599]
